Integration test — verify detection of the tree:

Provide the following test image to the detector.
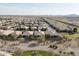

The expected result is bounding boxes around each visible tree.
[59,51,62,54]
[70,51,75,56]
[48,45,58,49]
[29,35,34,40]
[18,37,25,42]
[73,28,77,33]
[7,33,17,41]
[45,34,50,39]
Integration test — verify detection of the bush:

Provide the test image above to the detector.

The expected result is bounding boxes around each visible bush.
[73,28,77,33]
[59,51,62,54]
[45,34,50,39]
[18,37,25,42]
[70,51,75,56]
[48,45,58,49]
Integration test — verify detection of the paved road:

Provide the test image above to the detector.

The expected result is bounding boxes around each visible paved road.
[0,51,12,56]
[13,41,59,54]
[68,46,79,56]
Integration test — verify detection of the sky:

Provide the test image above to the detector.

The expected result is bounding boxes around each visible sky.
[0,3,79,15]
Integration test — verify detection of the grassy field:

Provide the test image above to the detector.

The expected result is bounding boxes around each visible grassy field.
[13,50,60,56]
[62,33,79,40]
[22,50,53,56]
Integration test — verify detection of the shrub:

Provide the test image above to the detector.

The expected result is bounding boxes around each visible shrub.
[70,51,75,56]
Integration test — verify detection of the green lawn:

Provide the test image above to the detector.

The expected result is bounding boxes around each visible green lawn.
[62,33,79,40]
[13,50,59,56]
[22,50,52,56]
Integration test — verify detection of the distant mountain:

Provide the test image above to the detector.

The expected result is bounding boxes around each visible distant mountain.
[65,14,79,17]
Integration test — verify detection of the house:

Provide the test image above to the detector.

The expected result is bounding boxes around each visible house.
[15,25,26,31]
[22,31,33,40]
[2,30,14,36]
[15,31,22,36]
[0,26,8,30]
[45,31,63,41]
[33,31,42,36]
[41,27,47,31]
[33,31,45,40]
[25,26,29,30]
[45,31,54,38]
[31,27,37,31]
